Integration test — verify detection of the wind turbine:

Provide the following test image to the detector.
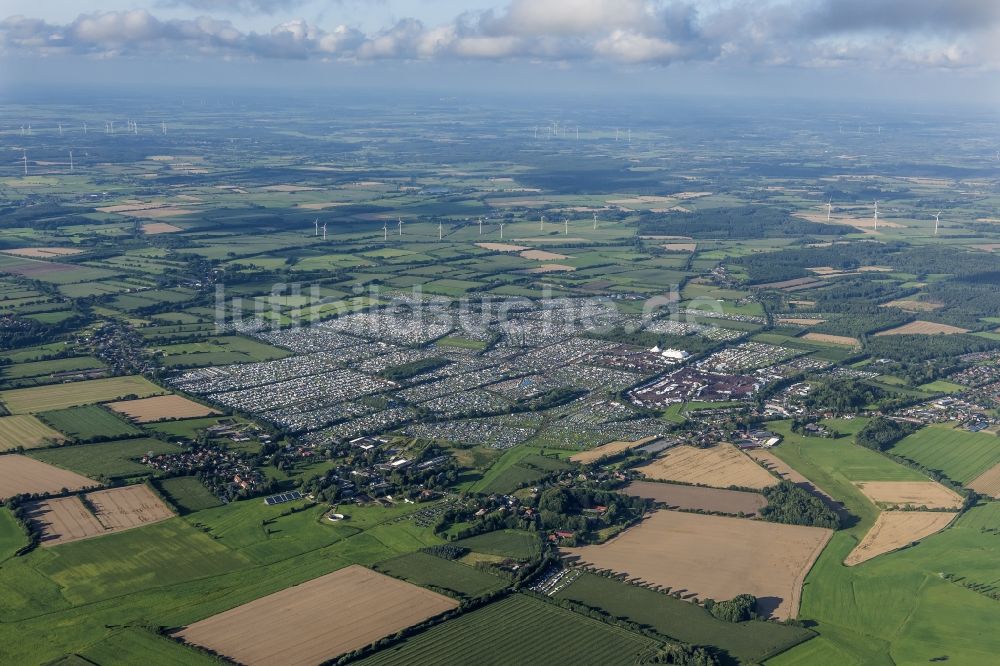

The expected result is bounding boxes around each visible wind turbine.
[873,200,879,231]
[83,122,87,134]
[499,222,505,239]
[627,128,631,144]
[564,218,569,235]
[398,217,403,236]
[314,218,319,236]
[593,212,598,230]
[110,120,115,135]
[383,221,388,241]
[69,150,73,172]
[540,215,545,231]
[58,124,63,136]
[615,128,620,142]
[161,121,167,135]
[22,151,27,176]
[934,211,941,236]
[321,222,327,241]
[533,126,537,139]
[826,199,832,222]
[438,221,443,240]
[19,125,24,136]
[478,217,483,235]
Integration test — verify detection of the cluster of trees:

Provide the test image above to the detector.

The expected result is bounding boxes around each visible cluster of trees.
[640,206,847,240]
[760,481,840,529]
[422,544,468,560]
[531,487,650,543]
[864,334,1000,363]
[705,594,757,623]
[856,416,918,452]
[381,357,451,381]
[804,379,885,414]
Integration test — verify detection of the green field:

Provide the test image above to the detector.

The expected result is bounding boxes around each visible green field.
[453,529,541,560]
[151,335,292,368]
[469,446,574,495]
[891,423,1000,484]
[555,572,814,664]
[0,507,26,562]
[79,627,217,666]
[28,438,180,479]
[375,551,505,598]
[0,414,66,450]
[356,593,658,666]
[0,376,166,414]
[157,476,223,513]
[38,405,142,441]
[0,356,104,381]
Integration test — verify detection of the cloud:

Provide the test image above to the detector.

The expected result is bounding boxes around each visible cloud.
[157,0,310,15]
[1,1,999,71]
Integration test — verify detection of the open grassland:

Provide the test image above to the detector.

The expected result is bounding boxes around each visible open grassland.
[176,565,459,666]
[453,529,541,560]
[563,510,832,620]
[375,551,505,598]
[107,394,219,422]
[844,511,957,566]
[0,414,66,450]
[891,423,1000,484]
[746,448,845,515]
[79,627,215,666]
[636,444,779,490]
[28,438,180,479]
[469,446,573,495]
[569,436,659,464]
[356,593,658,666]
[0,506,27,562]
[624,481,767,515]
[555,572,814,664]
[38,405,141,441]
[0,455,97,499]
[0,376,165,414]
[768,429,1000,665]
[156,476,222,513]
[854,480,963,510]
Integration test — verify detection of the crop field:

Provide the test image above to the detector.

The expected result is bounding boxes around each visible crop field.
[452,529,541,560]
[745,448,844,514]
[624,481,767,515]
[27,496,105,546]
[356,593,658,666]
[0,455,97,499]
[0,414,66,450]
[29,485,174,547]
[968,463,1000,498]
[569,436,660,464]
[636,444,779,490]
[554,572,815,664]
[874,320,970,336]
[375,551,505,598]
[106,395,219,422]
[176,565,459,666]
[0,376,165,414]
[28,438,181,479]
[156,476,222,513]
[563,510,833,620]
[800,332,860,346]
[844,511,957,566]
[854,481,963,510]
[38,405,142,441]
[891,423,1000,484]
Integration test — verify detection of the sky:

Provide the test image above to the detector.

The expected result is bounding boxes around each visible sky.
[2,1,999,105]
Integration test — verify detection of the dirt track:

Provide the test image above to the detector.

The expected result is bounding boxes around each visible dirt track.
[637,444,778,490]
[563,511,832,620]
[177,565,458,666]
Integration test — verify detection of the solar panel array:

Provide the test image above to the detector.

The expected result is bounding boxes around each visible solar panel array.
[263,490,303,506]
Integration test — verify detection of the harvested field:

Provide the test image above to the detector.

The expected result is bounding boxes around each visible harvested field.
[297,202,347,210]
[141,222,183,234]
[106,395,219,423]
[801,332,860,346]
[875,320,969,336]
[563,511,832,620]
[520,249,569,261]
[777,318,825,326]
[176,565,458,666]
[844,511,956,566]
[2,247,83,258]
[882,299,943,312]
[0,455,96,499]
[969,462,1000,498]
[0,415,66,451]
[570,436,660,464]
[0,375,165,414]
[662,243,697,252]
[756,277,826,290]
[636,444,778,490]
[262,184,318,192]
[27,496,105,546]
[854,481,963,510]
[475,242,528,252]
[526,264,575,273]
[624,481,767,516]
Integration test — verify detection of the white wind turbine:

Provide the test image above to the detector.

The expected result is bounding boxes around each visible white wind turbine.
[83,122,87,134]
[934,211,941,236]
[873,200,880,231]
[438,221,443,240]
[593,212,598,230]
[383,221,388,241]
[69,150,73,172]
[398,217,403,236]
[540,215,545,231]
[58,123,63,136]
[314,218,319,236]
[499,222,505,239]
[826,199,832,222]
[22,151,28,176]
[564,218,568,235]
[321,222,328,241]
[162,121,167,135]
[478,217,483,235]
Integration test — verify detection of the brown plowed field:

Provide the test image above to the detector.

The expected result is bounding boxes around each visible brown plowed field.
[107,395,219,422]
[854,481,963,510]
[27,496,106,545]
[176,565,458,666]
[570,436,660,464]
[636,444,778,490]
[0,455,95,499]
[844,511,956,566]
[968,462,1000,498]
[563,511,832,620]
[623,481,767,515]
